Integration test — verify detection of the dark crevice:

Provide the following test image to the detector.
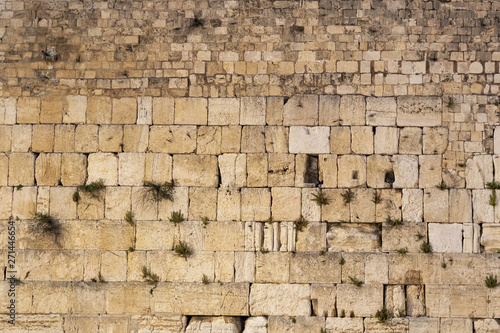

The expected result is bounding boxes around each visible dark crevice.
[304,155,319,184]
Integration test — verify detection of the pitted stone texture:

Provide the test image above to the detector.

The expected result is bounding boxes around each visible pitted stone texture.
[250,284,311,316]
[242,316,267,333]
[283,95,319,126]
[428,223,463,252]
[325,318,363,333]
[174,98,207,125]
[337,284,383,318]
[87,153,118,186]
[173,155,218,187]
[366,97,397,126]
[289,126,330,154]
[340,95,365,126]
[337,155,366,188]
[185,317,241,333]
[149,126,197,153]
[241,97,266,125]
[327,223,381,252]
[397,96,442,126]
[466,155,493,189]
[480,224,500,253]
[268,316,324,333]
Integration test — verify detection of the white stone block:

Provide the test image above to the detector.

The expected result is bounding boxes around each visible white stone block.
[428,223,463,253]
[289,126,330,154]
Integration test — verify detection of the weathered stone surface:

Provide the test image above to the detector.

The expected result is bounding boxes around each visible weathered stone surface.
[351,126,373,154]
[338,155,366,188]
[409,318,440,333]
[480,224,500,253]
[98,125,123,152]
[331,126,351,154]
[382,223,427,253]
[473,190,494,223]
[9,153,35,186]
[246,154,267,187]
[186,317,241,333]
[118,153,145,186]
[374,127,398,155]
[319,95,340,126]
[366,97,397,126]
[208,98,240,125]
[218,154,246,188]
[365,254,388,284]
[149,126,197,153]
[337,284,383,317]
[397,96,442,126]
[428,223,463,252]
[289,126,330,154]
[123,125,149,152]
[327,223,381,252]
[393,155,419,188]
[325,318,363,333]
[290,253,340,283]
[271,187,301,221]
[466,155,493,189]
[112,98,137,124]
[153,97,175,124]
[268,153,294,186]
[283,95,318,126]
[130,314,186,333]
[423,127,449,154]
[242,316,267,333]
[406,285,426,317]
[241,126,265,153]
[17,97,40,123]
[419,155,442,188]
[75,125,98,153]
[173,155,218,187]
[205,221,245,251]
[87,153,118,186]
[424,189,448,222]
[241,188,270,221]
[311,284,336,317]
[340,95,365,126]
[473,319,500,333]
[268,316,324,333]
[87,96,112,124]
[241,97,266,125]
[449,189,472,222]
[35,153,61,186]
[175,98,207,125]
[0,314,64,332]
[367,155,393,189]
[250,284,310,316]
[188,187,217,221]
[364,318,409,332]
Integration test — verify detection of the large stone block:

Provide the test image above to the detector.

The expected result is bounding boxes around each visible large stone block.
[321,189,350,222]
[0,126,11,152]
[366,97,397,126]
[374,127,399,155]
[419,155,442,188]
[186,316,241,333]
[63,96,87,124]
[35,153,61,186]
[0,187,12,219]
[473,190,494,223]
[123,125,149,152]
[424,189,449,222]
[247,153,267,187]
[466,155,493,189]
[218,154,246,188]
[32,124,54,152]
[217,189,241,221]
[173,155,218,187]
[283,95,319,126]
[397,96,442,126]
[241,188,270,221]
[130,315,186,333]
[264,126,288,153]
[393,155,419,188]
[98,125,123,152]
[197,126,221,155]
[367,155,393,189]
[382,223,427,253]
[118,153,145,186]
[205,221,245,251]
[50,187,77,220]
[241,97,266,125]
[337,284,383,317]
[327,223,381,252]
[12,186,37,219]
[340,95,365,126]
[268,153,294,186]
[75,125,98,152]
[330,126,351,154]
[325,318,363,333]
[112,98,137,124]
[153,97,175,124]
[87,153,118,186]
[241,126,265,153]
[268,316,324,333]
[208,98,240,125]
[9,153,35,186]
[250,284,310,316]
[271,187,301,221]
[351,126,373,154]
[11,124,31,152]
[407,285,426,317]
[149,125,197,153]
[0,98,16,124]
[423,127,449,154]
[399,127,422,155]
[480,224,500,253]
[338,155,366,188]
[17,97,40,123]
[54,124,75,152]
[319,95,340,126]
[290,253,341,283]
[175,98,207,125]
[61,154,87,186]
[449,189,472,222]
[87,96,112,124]
[289,126,330,154]
[188,187,217,221]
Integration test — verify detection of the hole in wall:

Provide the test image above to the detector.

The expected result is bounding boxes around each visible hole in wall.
[304,155,319,184]
[384,171,395,185]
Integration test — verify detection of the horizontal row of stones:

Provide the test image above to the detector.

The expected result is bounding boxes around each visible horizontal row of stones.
[1,280,500,318]
[0,315,497,333]
[1,152,499,189]
[0,95,446,127]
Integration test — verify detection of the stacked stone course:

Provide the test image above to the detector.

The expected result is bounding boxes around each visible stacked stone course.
[1,0,500,332]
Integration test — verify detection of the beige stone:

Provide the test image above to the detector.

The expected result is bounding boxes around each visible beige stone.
[474,319,500,333]
[268,316,324,333]
[337,284,383,317]
[32,125,54,152]
[149,125,197,153]
[12,186,36,219]
[374,126,398,154]
[247,154,267,187]
[340,95,365,126]
[242,316,267,333]
[366,97,397,126]
[50,187,77,220]
[208,98,239,125]
[235,252,256,283]
[101,251,127,281]
[367,155,393,189]
[241,126,265,153]
[325,318,363,333]
[327,223,381,252]
[376,189,402,222]
[301,188,321,222]
[135,220,174,250]
[423,127,449,154]
[40,95,63,123]
[54,124,75,152]
[365,253,388,284]
[424,189,449,222]
[241,97,266,125]
[61,154,87,186]
[382,223,427,253]
[77,189,104,220]
[250,284,310,316]
[0,187,12,219]
[319,95,341,126]
[75,125,98,152]
[296,222,327,251]
[473,190,494,223]
[241,188,270,221]
[264,126,288,153]
[321,189,350,222]
[393,155,419,188]
[175,98,207,125]
[153,97,175,124]
[0,153,6,186]
[364,318,409,332]
[480,224,500,252]
[112,98,137,124]
[407,285,426,317]
[283,95,318,126]
[290,253,340,283]
[397,96,442,126]
[218,154,246,188]
[271,187,301,221]
[17,97,40,123]
[419,155,442,188]
[188,187,217,221]
[311,284,336,316]
[137,96,152,124]
[266,96,283,125]
[0,98,16,124]
[350,188,376,222]
[186,316,241,333]
[130,315,186,333]
[104,187,131,220]
[338,155,366,188]
[9,153,35,186]
[221,126,241,153]
[87,96,112,124]
[144,153,172,183]
[351,126,373,154]
[385,285,406,317]
[35,153,61,186]
[255,252,290,283]
[118,153,145,186]
[399,127,422,155]
[123,125,149,152]
[11,124,31,152]
[449,189,472,222]
[331,126,351,154]
[289,126,330,154]
[0,126,11,152]
[268,153,295,187]
[466,155,493,189]
[63,96,87,124]
[205,221,244,251]
[173,155,218,187]
[217,189,241,221]
[98,125,123,152]
[319,154,337,188]
[87,153,118,186]
[196,126,221,155]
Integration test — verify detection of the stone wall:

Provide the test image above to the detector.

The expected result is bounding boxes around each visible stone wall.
[1,0,500,332]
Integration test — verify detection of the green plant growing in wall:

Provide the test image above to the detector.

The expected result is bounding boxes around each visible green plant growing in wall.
[376,306,389,323]
[30,212,62,246]
[447,96,454,109]
[142,266,160,295]
[142,180,175,203]
[435,180,447,190]
[421,241,432,253]
[125,211,134,226]
[260,247,270,254]
[397,248,408,255]
[341,189,355,205]
[169,210,185,226]
[485,274,499,288]
[372,191,382,204]
[415,232,425,241]
[174,241,192,260]
[202,216,209,228]
[486,181,500,190]
[293,215,308,232]
[386,216,402,228]
[339,257,345,265]
[15,184,23,191]
[349,276,363,287]
[74,179,105,202]
[490,190,497,207]
[441,263,447,269]
[202,274,210,285]
[311,191,329,206]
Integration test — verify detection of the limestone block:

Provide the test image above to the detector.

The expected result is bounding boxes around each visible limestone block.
[330,126,351,154]
[255,252,290,283]
[424,189,449,222]
[289,126,330,154]
[54,124,75,152]
[177,221,205,252]
[407,285,426,317]
[118,153,145,186]
[397,96,442,126]
[218,154,246,188]
[290,253,340,283]
[283,95,319,126]
[340,95,365,126]
[174,98,207,125]
[130,315,187,333]
[87,96,112,124]
[136,96,152,124]
[123,125,149,152]
[243,316,267,333]
[63,96,87,124]
[173,155,218,187]
[364,319,409,332]
[205,221,244,251]
[0,98,16,124]
[367,155,393,189]
[235,252,255,283]
[423,127,448,154]
[101,251,127,281]
[474,319,500,333]
[36,186,50,215]
[337,284,383,317]
[147,251,214,282]
[75,125,98,152]
[0,126,11,152]
[382,223,427,252]
[35,153,61,186]
[321,189,350,222]
[495,127,500,155]
[9,153,35,186]
[448,286,488,318]
[466,155,493,189]
[152,97,175,124]
[319,95,340,125]
[268,153,295,187]
[325,318,363,333]
[385,285,406,317]
[104,187,131,220]
[221,126,241,153]
[374,127,399,155]
[264,126,288,153]
[399,127,422,155]
[241,97,266,125]
[196,126,221,155]
[98,220,133,250]
[327,223,381,252]
[247,153,267,187]
[365,253,388,284]
[144,153,172,183]
[350,188,376,222]
[50,187,77,219]
[376,189,402,222]
[268,316,324,333]
[0,154,6,186]
[266,96,283,125]
[208,98,239,125]
[98,125,123,152]
[112,98,137,124]
[186,317,241,333]
[12,186,36,219]
[217,189,241,221]
[393,155,419,188]
[419,155,442,188]
[338,155,366,188]
[144,182,182,220]
[449,189,472,222]
[77,189,104,220]
[351,126,373,154]
[61,154,87,186]
[319,154,337,188]
[11,124,31,152]
[311,284,336,316]
[87,153,118,185]
[135,220,174,250]
[480,224,500,252]
[0,314,64,332]
[149,125,197,153]
[250,284,310,316]
[301,189,321,222]
[473,190,494,223]
[241,126,265,153]
[153,283,249,316]
[188,187,217,221]
[32,124,54,152]
[366,97,397,126]
[17,97,40,123]
[341,253,365,284]
[0,187,12,219]
[241,188,270,221]
[271,187,301,221]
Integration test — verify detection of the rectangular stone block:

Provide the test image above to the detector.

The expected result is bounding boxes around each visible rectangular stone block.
[351,126,373,154]
[399,127,422,155]
[374,126,399,154]
[87,153,118,186]
[9,153,35,186]
[221,126,241,153]
[0,98,16,124]
[366,97,397,126]
[340,95,365,126]
[319,95,340,126]
[327,223,381,252]
[241,97,266,125]
[208,98,240,125]
[326,318,363,333]
[241,188,270,221]
[419,155,441,188]
[75,125,98,152]
[330,126,350,154]
[173,154,218,187]
[283,95,319,126]
[481,224,500,252]
[17,97,40,123]
[466,155,493,189]
[265,126,288,153]
[218,154,246,188]
[241,126,265,153]
[424,189,449,222]
[256,252,290,283]
[197,126,221,155]
[205,221,244,251]
[174,98,207,125]
[87,96,112,124]
[271,187,301,221]
[152,97,175,124]
[35,153,61,186]
[289,126,330,154]
[473,190,494,223]
[250,284,310,316]
[397,96,442,126]
[149,125,197,153]
[338,155,366,188]
[144,153,172,183]
[63,96,87,124]
[123,125,149,152]
[268,153,294,187]
[337,284,383,317]
[216,189,240,221]
[290,253,341,283]
[112,98,137,124]
[54,124,75,152]
[247,153,267,187]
